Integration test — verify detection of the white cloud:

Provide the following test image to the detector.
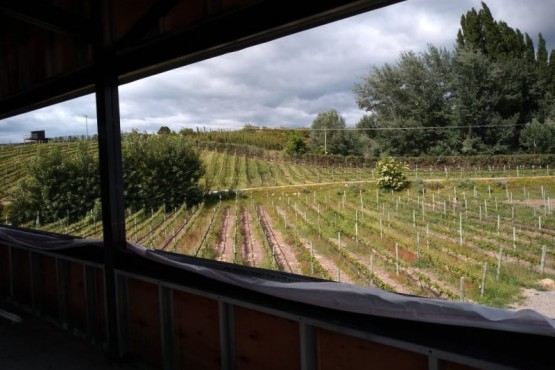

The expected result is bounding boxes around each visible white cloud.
[1,0,554,142]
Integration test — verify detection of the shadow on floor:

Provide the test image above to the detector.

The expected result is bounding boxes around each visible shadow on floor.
[0,299,141,370]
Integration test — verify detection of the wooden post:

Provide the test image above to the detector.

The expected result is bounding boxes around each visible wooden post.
[395,243,399,275]
[460,276,465,302]
[480,262,487,297]
[541,245,547,274]
[370,253,374,287]
[497,248,503,280]
[426,224,430,249]
[416,232,420,261]
[459,212,463,246]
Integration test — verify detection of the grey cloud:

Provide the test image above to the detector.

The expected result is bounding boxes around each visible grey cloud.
[1,0,554,142]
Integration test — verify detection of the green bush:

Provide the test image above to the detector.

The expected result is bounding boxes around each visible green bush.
[457,179,475,189]
[9,142,99,225]
[9,133,205,225]
[375,157,409,191]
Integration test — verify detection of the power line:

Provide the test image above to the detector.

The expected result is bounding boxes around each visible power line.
[265,124,528,131]
[191,123,528,132]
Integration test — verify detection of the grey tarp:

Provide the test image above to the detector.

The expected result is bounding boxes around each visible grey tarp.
[1,226,554,337]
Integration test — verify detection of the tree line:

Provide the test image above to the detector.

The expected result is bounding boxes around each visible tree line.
[307,2,555,157]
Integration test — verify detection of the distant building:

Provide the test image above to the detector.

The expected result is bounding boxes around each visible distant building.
[24,130,49,143]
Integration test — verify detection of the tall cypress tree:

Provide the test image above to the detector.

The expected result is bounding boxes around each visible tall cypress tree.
[549,50,555,96]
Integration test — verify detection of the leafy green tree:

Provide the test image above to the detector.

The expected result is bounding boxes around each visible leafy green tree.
[285,135,309,156]
[456,2,529,61]
[10,133,205,225]
[549,50,555,95]
[122,131,205,211]
[158,126,172,135]
[353,2,554,156]
[356,114,381,157]
[9,143,99,225]
[519,119,555,153]
[310,109,357,156]
[454,2,552,152]
[354,45,453,156]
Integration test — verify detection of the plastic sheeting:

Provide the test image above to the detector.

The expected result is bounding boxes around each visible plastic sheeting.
[1,226,554,337]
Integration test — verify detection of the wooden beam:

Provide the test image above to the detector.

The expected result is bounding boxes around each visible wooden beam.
[0,1,94,42]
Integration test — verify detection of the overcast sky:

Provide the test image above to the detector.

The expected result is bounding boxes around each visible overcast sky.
[1,0,554,143]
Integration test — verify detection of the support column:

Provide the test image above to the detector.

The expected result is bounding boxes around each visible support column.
[95,59,127,360]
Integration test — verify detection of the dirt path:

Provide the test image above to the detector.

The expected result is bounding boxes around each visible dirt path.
[257,207,302,274]
[241,208,266,267]
[510,289,555,318]
[509,282,555,319]
[238,175,555,192]
[216,208,234,262]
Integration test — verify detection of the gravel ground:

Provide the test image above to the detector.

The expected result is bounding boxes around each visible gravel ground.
[507,279,555,319]
[509,288,555,319]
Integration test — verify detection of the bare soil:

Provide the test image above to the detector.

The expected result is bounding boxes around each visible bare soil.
[299,237,355,284]
[257,207,302,274]
[241,208,266,267]
[509,198,555,210]
[216,207,234,262]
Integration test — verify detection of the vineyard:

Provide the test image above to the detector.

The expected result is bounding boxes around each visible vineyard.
[1,141,554,308]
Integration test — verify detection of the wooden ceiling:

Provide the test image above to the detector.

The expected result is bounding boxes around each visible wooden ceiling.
[0,0,402,120]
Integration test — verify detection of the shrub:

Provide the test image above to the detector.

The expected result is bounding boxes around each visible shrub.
[375,157,409,191]
[457,179,475,189]
[415,179,425,194]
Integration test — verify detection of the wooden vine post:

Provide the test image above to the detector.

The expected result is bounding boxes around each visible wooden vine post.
[480,262,487,297]
[370,253,374,287]
[460,276,465,302]
[497,248,503,280]
[395,243,399,276]
[540,245,547,274]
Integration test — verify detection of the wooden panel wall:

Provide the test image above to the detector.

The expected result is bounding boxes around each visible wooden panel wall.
[37,254,58,318]
[10,248,31,305]
[316,328,428,370]
[126,278,163,367]
[0,243,494,370]
[234,306,301,370]
[0,245,9,295]
[91,267,107,343]
[67,261,87,332]
[173,290,220,370]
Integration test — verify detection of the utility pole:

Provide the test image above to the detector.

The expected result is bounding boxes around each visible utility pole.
[324,127,327,154]
[83,114,89,140]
